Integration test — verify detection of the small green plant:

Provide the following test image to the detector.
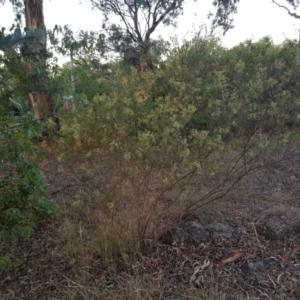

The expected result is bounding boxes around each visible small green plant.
[0,255,12,271]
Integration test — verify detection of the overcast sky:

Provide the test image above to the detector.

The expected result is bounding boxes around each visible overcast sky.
[1,0,300,51]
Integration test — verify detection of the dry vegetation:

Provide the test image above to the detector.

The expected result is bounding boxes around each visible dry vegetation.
[2,3,300,299]
[1,140,300,300]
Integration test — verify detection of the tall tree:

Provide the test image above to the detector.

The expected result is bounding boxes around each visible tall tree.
[0,0,57,127]
[90,0,191,67]
[22,0,52,121]
[90,0,255,67]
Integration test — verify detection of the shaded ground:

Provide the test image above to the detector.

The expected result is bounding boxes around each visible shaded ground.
[1,148,300,300]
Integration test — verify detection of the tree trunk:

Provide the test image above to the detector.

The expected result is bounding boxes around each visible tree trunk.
[22,0,47,63]
[28,92,52,120]
[23,0,58,132]
[24,0,45,30]
[140,57,156,72]
[139,41,156,72]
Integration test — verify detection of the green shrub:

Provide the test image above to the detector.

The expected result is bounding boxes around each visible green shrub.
[57,33,298,256]
[59,64,283,250]
[0,109,60,270]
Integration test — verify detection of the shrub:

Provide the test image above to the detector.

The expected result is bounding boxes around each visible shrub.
[58,60,288,254]
[0,108,60,269]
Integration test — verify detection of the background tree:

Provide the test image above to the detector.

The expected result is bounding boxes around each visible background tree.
[211,0,300,33]
[48,25,105,96]
[210,0,240,33]
[90,0,191,68]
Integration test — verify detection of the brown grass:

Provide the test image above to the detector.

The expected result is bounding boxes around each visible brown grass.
[1,141,300,299]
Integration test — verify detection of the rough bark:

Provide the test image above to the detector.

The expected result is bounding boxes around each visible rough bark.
[23,0,58,131]
[28,92,52,120]
[24,0,45,29]
[22,0,47,62]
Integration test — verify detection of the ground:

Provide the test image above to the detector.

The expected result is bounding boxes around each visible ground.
[1,145,300,300]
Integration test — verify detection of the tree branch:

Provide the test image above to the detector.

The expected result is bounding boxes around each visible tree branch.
[131,0,143,43]
[272,0,300,19]
[113,0,139,43]
[146,0,179,44]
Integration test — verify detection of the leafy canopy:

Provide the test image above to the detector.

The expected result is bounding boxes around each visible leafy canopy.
[91,0,190,64]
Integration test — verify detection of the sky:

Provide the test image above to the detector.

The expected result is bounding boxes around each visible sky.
[1,0,300,57]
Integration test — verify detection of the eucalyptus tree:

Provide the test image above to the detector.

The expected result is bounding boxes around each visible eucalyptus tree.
[89,0,263,68]
[90,0,195,68]
[23,0,53,121]
[0,0,56,123]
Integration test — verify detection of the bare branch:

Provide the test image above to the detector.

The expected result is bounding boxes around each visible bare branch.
[146,0,181,43]
[272,0,300,18]
[132,0,143,43]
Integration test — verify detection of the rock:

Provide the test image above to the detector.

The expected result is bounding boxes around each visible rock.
[196,214,236,236]
[160,222,210,246]
[182,221,210,244]
[160,214,237,246]
[246,260,266,270]
[256,221,286,240]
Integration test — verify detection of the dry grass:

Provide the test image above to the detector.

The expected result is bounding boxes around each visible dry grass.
[1,142,300,299]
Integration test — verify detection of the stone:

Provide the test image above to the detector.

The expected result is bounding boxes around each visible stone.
[256,221,286,240]
[247,261,266,270]
[160,214,237,246]
[160,222,210,246]
[196,214,236,236]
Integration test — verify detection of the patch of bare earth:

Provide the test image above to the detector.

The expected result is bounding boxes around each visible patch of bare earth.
[1,147,300,299]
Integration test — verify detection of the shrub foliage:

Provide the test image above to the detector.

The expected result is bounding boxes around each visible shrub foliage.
[57,34,300,251]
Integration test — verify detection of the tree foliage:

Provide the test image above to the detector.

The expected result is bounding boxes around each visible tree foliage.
[210,0,240,33]
[90,0,299,66]
[90,0,191,66]
[211,0,300,32]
